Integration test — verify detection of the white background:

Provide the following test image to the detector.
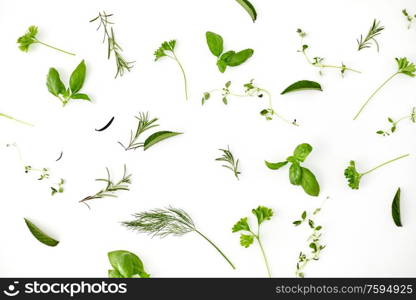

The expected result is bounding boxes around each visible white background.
[0,0,416,277]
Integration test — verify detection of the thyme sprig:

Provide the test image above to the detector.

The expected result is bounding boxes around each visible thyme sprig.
[122,207,236,269]
[90,12,134,78]
[51,179,65,196]
[402,9,416,29]
[357,19,384,52]
[25,166,50,180]
[215,146,241,180]
[79,165,132,209]
[297,29,361,76]
[377,107,416,136]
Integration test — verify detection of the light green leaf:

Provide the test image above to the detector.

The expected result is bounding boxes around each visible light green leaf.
[216,60,227,73]
[225,49,254,66]
[281,80,323,95]
[143,131,183,151]
[69,60,86,94]
[240,234,254,248]
[46,68,65,97]
[24,218,59,247]
[206,31,223,57]
[392,188,402,227]
[252,206,273,225]
[293,143,313,162]
[71,93,91,101]
[300,167,320,197]
[265,161,288,170]
[235,0,257,22]
[108,250,148,278]
[108,269,123,278]
[232,217,251,232]
[289,163,302,185]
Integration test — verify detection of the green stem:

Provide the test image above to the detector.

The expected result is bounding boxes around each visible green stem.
[260,89,298,126]
[302,50,361,73]
[35,39,76,56]
[362,154,410,176]
[353,72,398,120]
[0,113,33,126]
[195,229,236,270]
[256,234,272,278]
[172,53,189,100]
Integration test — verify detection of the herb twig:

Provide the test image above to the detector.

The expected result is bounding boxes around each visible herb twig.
[215,146,241,180]
[123,207,236,269]
[377,107,416,136]
[356,19,384,52]
[90,12,134,78]
[118,113,159,151]
[297,29,361,76]
[79,165,132,209]
[0,112,33,126]
[402,9,416,29]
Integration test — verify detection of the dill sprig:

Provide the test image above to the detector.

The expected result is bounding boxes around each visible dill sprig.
[79,165,132,209]
[122,207,236,269]
[118,112,159,151]
[357,19,384,52]
[215,146,241,180]
[90,12,134,78]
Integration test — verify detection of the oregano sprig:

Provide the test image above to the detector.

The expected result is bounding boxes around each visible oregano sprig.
[17,25,75,56]
[154,40,189,100]
[232,206,274,277]
[353,57,416,120]
[123,207,236,269]
[402,9,416,29]
[356,19,384,52]
[344,154,409,190]
[377,107,416,136]
[215,146,241,180]
[297,28,361,76]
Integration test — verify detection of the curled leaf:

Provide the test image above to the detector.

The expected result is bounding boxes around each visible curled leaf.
[265,160,288,170]
[392,188,402,227]
[235,0,257,22]
[24,218,59,247]
[281,80,322,95]
[143,131,183,151]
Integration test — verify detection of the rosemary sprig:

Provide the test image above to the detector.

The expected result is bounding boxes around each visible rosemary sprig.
[297,28,361,76]
[377,107,416,136]
[118,112,159,151]
[215,146,241,180]
[90,12,134,78]
[79,165,132,209]
[122,207,236,269]
[357,19,384,52]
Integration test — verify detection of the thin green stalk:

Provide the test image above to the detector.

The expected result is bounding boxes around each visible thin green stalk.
[0,113,33,126]
[302,48,361,73]
[35,39,75,56]
[256,235,272,278]
[362,154,409,175]
[195,229,236,270]
[172,52,189,100]
[353,72,399,120]
[261,89,298,126]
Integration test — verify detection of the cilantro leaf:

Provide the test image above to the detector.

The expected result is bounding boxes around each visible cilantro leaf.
[344,160,362,190]
[232,217,251,232]
[251,206,273,225]
[240,234,254,248]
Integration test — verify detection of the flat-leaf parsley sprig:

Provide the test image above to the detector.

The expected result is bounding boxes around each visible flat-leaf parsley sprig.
[79,165,132,209]
[17,25,75,56]
[154,40,189,100]
[215,146,241,180]
[353,57,416,120]
[90,12,134,78]
[123,207,236,269]
[202,79,298,125]
[232,206,274,277]
[356,19,384,52]
[377,107,416,136]
[344,154,409,190]
[297,29,361,76]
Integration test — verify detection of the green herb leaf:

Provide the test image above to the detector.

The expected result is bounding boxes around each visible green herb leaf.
[17,25,38,52]
[69,60,86,94]
[232,217,251,232]
[206,31,223,57]
[225,49,254,66]
[108,269,123,278]
[252,206,273,225]
[217,59,227,73]
[71,93,91,101]
[300,167,320,196]
[265,160,288,170]
[46,68,65,97]
[289,163,302,185]
[240,234,254,247]
[293,143,313,162]
[344,160,362,190]
[281,80,322,95]
[396,57,416,77]
[108,250,149,278]
[293,220,302,226]
[24,218,59,247]
[143,131,182,151]
[391,188,402,227]
[235,0,257,22]
[219,50,236,64]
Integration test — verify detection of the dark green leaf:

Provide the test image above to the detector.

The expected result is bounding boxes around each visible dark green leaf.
[24,218,59,247]
[264,160,288,170]
[226,49,254,66]
[301,211,307,219]
[71,93,91,101]
[391,188,402,227]
[143,131,183,151]
[206,31,223,57]
[300,167,320,196]
[69,60,86,94]
[293,143,313,162]
[293,220,302,226]
[289,163,302,185]
[281,80,322,95]
[235,0,257,22]
[46,68,65,96]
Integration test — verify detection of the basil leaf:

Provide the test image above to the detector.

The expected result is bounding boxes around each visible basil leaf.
[300,167,320,196]
[71,93,91,101]
[293,143,313,162]
[216,60,227,73]
[46,68,65,96]
[206,31,223,57]
[235,0,257,22]
[108,269,123,278]
[289,163,302,185]
[226,49,254,66]
[24,218,59,247]
[281,80,323,95]
[69,60,86,94]
[143,131,183,151]
[265,161,288,170]
[219,50,236,64]
[108,250,145,278]
[391,188,402,227]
